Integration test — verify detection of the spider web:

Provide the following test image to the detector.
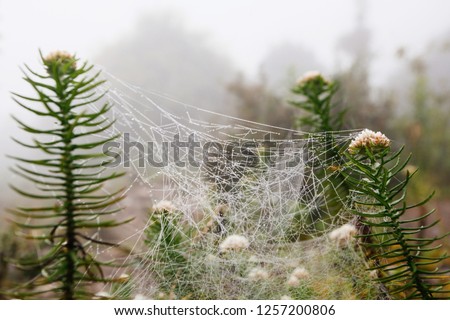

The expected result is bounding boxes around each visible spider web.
[89,73,379,300]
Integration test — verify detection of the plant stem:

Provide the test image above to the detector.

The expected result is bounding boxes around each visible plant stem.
[58,78,76,300]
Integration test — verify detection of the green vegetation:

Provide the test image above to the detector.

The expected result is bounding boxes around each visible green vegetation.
[6,51,130,299]
[1,50,448,301]
[343,140,449,299]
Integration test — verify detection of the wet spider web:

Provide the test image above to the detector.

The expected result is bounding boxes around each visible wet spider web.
[89,73,378,300]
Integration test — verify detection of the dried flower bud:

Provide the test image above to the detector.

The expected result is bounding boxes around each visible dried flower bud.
[95,291,112,299]
[134,293,149,300]
[328,223,357,248]
[286,267,310,286]
[248,267,270,280]
[291,266,310,279]
[43,50,77,75]
[296,70,330,87]
[287,275,300,287]
[153,200,177,213]
[219,234,250,251]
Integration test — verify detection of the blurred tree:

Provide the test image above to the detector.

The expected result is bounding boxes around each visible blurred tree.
[260,42,322,95]
[387,28,450,196]
[415,34,450,191]
[425,31,450,95]
[401,56,450,193]
[334,0,394,135]
[227,73,295,129]
[381,34,450,264]
[97,14,235,113]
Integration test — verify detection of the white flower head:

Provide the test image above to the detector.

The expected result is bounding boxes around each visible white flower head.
[95,291,112,299]
[296,70,330,86]
[286,267,310,286]
[287,275,300,287]
[328,223,357,248]
[153,200,177,213]
[219,234,250,251]
[248,267,270,280]
[134,294,149,300]
[280,295,293,300]
[291,266,310,279]
[348,129,391,155]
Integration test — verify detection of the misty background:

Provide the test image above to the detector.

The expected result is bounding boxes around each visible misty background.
[1,0,450,219]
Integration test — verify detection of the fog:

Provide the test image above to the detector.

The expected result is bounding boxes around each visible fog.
[1,0,450,206]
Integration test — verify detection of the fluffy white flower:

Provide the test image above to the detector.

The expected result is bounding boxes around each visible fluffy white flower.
[219,234,250,251]
[286,267,310,287]
[248,267,269,280]
[291,267,310,279]
[286,275,300,287]
[348,129,390,155]
[296,70,329,86]
[153,200,177,212]
[134,294,149,300]
[95,291,112,299]
[328,223,357,248]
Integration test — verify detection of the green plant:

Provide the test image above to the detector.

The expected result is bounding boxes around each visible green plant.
[343,130,450,299]
[289,72,349,237]
[291,71,449,299]
[144,203,192,297]
[8,51,130,299]
[290,71,345,132]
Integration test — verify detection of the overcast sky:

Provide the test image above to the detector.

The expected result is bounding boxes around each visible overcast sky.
[2,0,450,87]
[0,0,449,177]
